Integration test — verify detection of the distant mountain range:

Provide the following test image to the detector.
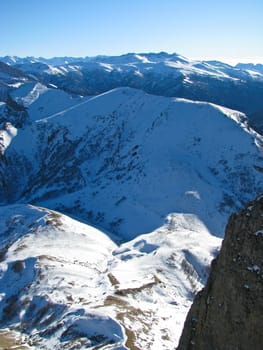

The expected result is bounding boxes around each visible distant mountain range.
[1,52,263,134]
[0,52,263,349]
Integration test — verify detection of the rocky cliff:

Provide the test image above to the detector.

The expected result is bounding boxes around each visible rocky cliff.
[177,196,263,350]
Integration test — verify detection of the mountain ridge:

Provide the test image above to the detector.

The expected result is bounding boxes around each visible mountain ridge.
[1,52,263,118]
[1,87,262,240]
[1,52,263,349]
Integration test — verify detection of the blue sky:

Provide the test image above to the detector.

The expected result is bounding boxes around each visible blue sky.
[1,0,263,63]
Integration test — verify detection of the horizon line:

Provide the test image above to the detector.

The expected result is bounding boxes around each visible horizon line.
[1,51,262,66]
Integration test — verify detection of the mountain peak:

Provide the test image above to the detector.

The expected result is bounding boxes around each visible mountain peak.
[1,51,263,349]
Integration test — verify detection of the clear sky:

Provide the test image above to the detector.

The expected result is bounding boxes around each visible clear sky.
[1,0,262,63]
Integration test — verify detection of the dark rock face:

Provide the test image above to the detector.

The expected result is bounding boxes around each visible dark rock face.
[177,196,263,350]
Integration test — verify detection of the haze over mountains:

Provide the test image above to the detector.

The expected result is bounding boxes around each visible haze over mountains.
[0,52,262,349]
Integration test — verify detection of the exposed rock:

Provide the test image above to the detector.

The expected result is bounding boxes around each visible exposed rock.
[177,195,263,350]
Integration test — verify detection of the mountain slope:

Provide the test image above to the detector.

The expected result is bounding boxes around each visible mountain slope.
[0,72,263,348]
[1,87,262,240]
[248,108,263,135]
[2,52,263,115]
[0,203,222,349]
[10,81,90,121]
[236,62,263,75]
[177,195,263,350]
[0,204,126,349]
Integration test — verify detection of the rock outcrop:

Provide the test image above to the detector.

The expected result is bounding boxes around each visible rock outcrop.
[177,195,263,350]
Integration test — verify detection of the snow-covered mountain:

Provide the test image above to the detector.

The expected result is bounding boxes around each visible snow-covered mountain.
[236,62,263,75]
[0,53,263,349]
[2,52,263,116]
[0,203,221,349]
[1,87,262,238]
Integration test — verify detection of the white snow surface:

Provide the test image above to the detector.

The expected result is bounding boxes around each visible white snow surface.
[22,87,262,239]
[0,122,17,154]
[10,82,89,120]
[0,204,220,349]
[3,53,263,87]
[0,205,126,349]
[0,85,263,349]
